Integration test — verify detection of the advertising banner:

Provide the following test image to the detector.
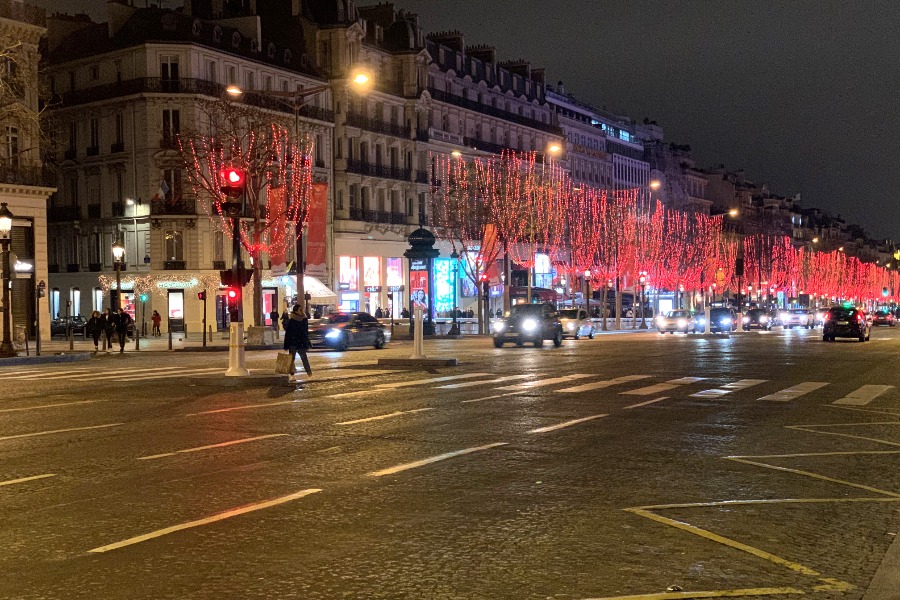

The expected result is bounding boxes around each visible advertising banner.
[432,257,456,314]
[268,187,287,276]
[305,182,328,277]
[410,260,429,308]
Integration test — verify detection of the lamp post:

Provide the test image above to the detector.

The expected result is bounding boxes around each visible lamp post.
[226,67,373,315]
[112,233,125,312]
[0,203,15,357]
[449,249,460,335]
[584,270,592,319]
[639,272,648,329]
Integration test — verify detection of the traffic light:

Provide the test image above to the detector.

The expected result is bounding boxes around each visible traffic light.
[197,290,207,301]
[219,168,246,199]
[139,293,149,303]
[219,267,252,288]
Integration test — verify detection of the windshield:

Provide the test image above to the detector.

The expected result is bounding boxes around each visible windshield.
[665,311,690,318]
[320,313,352,324]
[559,309,580,319]
[509,304,543,317]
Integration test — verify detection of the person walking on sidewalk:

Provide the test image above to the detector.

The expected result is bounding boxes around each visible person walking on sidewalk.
[87,311,103,352]
[114,308,132,353]
[283,304,311,378]
[151,310,162,337]
[102,308,115,352]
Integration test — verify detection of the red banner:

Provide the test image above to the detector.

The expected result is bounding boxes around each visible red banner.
[306,182,328,276]
[268,187,287,276]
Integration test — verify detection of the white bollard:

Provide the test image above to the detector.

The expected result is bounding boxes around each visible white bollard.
[225,321,249,376]
[410,305,426,359]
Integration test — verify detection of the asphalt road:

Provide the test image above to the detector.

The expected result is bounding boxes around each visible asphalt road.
[2,326,899,600]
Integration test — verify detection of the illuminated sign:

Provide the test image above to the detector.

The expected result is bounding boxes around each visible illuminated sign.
[432,257,456,314]
[364,286,382,293]
[410,259,428,271]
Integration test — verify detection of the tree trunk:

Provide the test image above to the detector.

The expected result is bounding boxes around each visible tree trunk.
[252,255,263,327]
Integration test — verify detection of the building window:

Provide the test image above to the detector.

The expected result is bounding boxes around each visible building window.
[349,184,358,208]
[5,126,18,166]
[93,288,103,312]
[162,169,182,200]
[214,230,224,263]
[165,229,184,261]
[227,66,237,85]
[89,118,100,148]
[68,122,77,152]
[206,60,216,82]
[70,288,81,317]
[336,190,344,210]
[264,75,273,91]
[162,109,180,145]
[244,71,254,90]
[160,55,179,80]
[406,197,413,216]
[114,113,124,144]
[115,170,125,203]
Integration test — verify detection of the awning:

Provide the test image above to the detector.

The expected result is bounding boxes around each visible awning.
[304,276,338,305]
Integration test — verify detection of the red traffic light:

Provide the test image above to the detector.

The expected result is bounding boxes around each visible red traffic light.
[227,289,238,299]
[197,291,207,301]
[219,168,246,198]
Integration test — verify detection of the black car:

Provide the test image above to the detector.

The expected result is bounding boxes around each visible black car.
[823,306,871,342]
[50,315,87,337]
[694,307,737,333]
[871,310,895,327]
[308,312,386,351]
[741,308,773,331]
[492,303,563,348]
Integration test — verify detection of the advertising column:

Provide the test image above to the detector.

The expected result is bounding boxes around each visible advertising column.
[386,257,404,318]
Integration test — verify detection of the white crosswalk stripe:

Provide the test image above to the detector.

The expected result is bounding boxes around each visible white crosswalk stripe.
[621,378,706,396]
[496,374,593,391]
[690,379,767,398]
[833,385,894,406]
[759,382,829,402]
[438,374,532,389]
[375,373,492,389]
[558,375,651,393]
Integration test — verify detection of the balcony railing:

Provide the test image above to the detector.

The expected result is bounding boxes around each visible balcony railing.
[151,198,196,215]
[345,112,409,138]
[159,136,179,150]
[415,170,429,184]
[111,202,125,217]
[66,263,80,273]
[348,206,363,221]
[0,164,57,187]
[88,263,101,272]
[212,260,226,270]
[87,204,101,219]
[428,87,563,135]
[462,136,548,162]
[86,146,99,157]
[390,212,407,225]
[63,149,76,161]
[346,159,411,181]
[0,0,45,27]
[110,141,125,153]
[164,260,187,270]
[48,206,78,222]
[56,78,334,122]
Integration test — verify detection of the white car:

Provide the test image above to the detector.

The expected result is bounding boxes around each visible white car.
[558,308,595,339]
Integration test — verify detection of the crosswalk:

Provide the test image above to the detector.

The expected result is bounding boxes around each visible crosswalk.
[0,365,224,382]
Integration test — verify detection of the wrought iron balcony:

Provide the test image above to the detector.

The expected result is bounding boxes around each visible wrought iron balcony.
[428,87,563,135]
[164,261,187,270]
[86,146,99,157]
[110,141,125,153]
[212,260,226,270]
[0,164,57,187]
[87,204,101,219]
[348,206,363,221]
[345,159,411,181]
[111,202,125,217]
[48,206,78,222]
[151,198,196,215]
[345,112,409,138]
[415,170,429,184]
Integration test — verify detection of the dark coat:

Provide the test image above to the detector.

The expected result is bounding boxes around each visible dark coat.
[87,316,103,336]
[113,312,132,334]
[283,313,309,350]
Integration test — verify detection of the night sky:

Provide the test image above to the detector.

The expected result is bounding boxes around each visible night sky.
[37,0,900,241]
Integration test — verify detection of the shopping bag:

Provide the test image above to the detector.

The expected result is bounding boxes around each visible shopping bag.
[275,352,296,375]
[298,349,312,376]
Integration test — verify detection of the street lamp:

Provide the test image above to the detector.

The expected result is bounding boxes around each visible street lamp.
[449,249,460,335]
[0,203,15,357]
[112,234,125,311]
[584,270,592,319]
[638,272,648,329]
[226,66,374,317]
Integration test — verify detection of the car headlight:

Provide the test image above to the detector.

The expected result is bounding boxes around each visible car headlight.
[492,321,506,333]
[760,316,768,323]
[742,316,750,323]
[696,318,706,325]
[521,318,538,332]
[567,322,575,330]
[720,318,732,325]
[677,318,687,327]
[780,313,789,322]
[325,329,342,339]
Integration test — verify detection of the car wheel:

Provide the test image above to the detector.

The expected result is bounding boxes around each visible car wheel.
[588,329,594,339]
[335,335,349,352]
[373,332,385,349]
[553,330,563,347]
[574,332,580,340]
[823,334,831,342]
[859,334,866,342]
[534,337,544,348]
[516,341,524,347]
[493,338,504,348]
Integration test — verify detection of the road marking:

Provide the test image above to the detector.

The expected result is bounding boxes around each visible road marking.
[0,473,56,487]
[527,414,607,434]
[786,424,900,448]
[623,397,670,410]
[7,365,178,380]
[72,367,223,382]
[667,377,706,385]
[582,586,804,600]
[0,400,100,413]
[375,373,491,389]
[4,368,93,379]
[438,374,532,389]
[558,375,651,393]
[185,400,301,416]
[496,374,593,391]
[0,422,123,442]
[336,408,434,425]
[367,442,507,477]
[88,488,322,553]
[622,377,705,396]
[728,450,900,459]
[833,385,894,406]
[137,434,288,460]
[691,379,767,398]
[759,382,828,402]
[727,457,900,497]
[461,391,524,404]
[634,496,900,511]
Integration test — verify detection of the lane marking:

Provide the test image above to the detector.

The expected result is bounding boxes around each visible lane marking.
[833,384,894,406]
[634,496,900,511]
[137,434,288,460]
[185,400,302,416]
[496,374,593,391]
[527,414,607,434]
[8,365,180,380]
[786,425,900,448]
[691,379,768,398]
[759,382,828,402]
[726,457,900,497]
[558,375,651,393]
[71,368,223,382]
[0,422,123,442]
[438,374,532,389]
[621,383,679,396]
[367,442,507,477]
[3,368,93,379]
[336,408,434,425]
[88,488,322,553]
[0,473,56,487]
[322,390,381,399]
[667,377,706,385]
[624,396,670,410]
[728,450,900,459]
[461,391,523,404]
[0,400,100,413]
[375,373,492,389]
[582,587,804,600]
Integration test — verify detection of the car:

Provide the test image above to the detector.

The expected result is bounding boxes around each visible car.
[492,303,563,348]
[558,308,595,339]
[741,308,773,331]
[813,308,827,327]
[655,309,695,334]
[308,312,386,351]
[822,305,871,342]
[871,310,895,327]
[50,315,87,337]
[694,307,737,333]
[779,308,815,329]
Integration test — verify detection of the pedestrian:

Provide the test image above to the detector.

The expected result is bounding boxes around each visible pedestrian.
[280,308,289,330]
[283,304,311,378]
[466,308,474,318]
[115,308,132,353]
[87,310,103,352]
[270,309,279,332]
[400,307,410,318]
[151,310,162,337]
[496,308,502,318]
[102,308,116,351]
[374,307,383,319]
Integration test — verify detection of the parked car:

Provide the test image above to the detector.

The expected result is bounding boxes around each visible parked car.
[308,312,386,351]
[741,308,773,331]
[50,316,87,337]
[493,303,563,348]
[871,310,895,327]
[694,307,737,333]
[779,308,815,329]
[822,305,871,342]
[558,308,595,339]
[655,310,695,334]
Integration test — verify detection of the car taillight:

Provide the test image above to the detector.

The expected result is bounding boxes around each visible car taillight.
[858,314,865,323]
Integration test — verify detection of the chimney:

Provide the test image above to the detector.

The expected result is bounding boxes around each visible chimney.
[466,44,496,64]
[426,30,465,52]
[557,80,566,94]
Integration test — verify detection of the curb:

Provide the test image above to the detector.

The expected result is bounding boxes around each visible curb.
[863,528,900,600]
[0,352,92,366]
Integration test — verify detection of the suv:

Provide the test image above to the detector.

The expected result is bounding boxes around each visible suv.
[694,307,737,333]
[493,303,563,348]
[823,306,871,342]
[779,308,815,329]
[741,308,772,331]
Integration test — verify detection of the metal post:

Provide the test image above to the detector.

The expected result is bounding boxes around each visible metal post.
[0,241,14,357]
[202,290,208,349]
[226,211,249,376]
[134,323,139,351]
[639,284,648,329]
[168,319,173,350]
[66,300,73,351]
[34,284,41,356]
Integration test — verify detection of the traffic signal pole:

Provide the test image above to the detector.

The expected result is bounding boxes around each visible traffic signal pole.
[225,206,249,376]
